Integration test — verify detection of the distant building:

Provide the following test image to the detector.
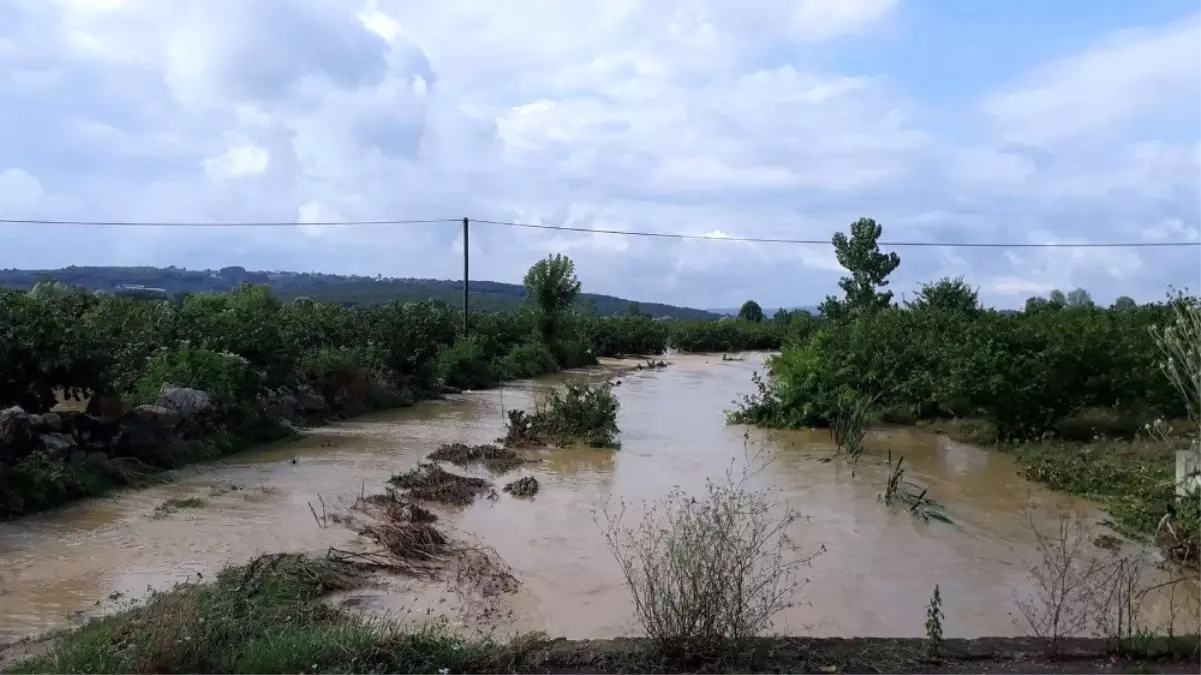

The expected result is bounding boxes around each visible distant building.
[116,284,168,298]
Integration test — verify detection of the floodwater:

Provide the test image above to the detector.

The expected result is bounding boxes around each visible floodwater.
[0,354,1196,643]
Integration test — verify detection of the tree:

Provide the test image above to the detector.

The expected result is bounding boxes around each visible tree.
[627,301,644,317]
[818,218,901,320]
[772,308,791,324]
[1048,289,1068,307]
[523,254,582,341]
[738,300,765,323]
[908,276,980,315]
[1066,288,1094,308]
[1113,296,1137,310]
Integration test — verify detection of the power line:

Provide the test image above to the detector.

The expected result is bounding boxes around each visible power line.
[472,219,1201,249]
[3,215,1199,249]
[0,217,460,228]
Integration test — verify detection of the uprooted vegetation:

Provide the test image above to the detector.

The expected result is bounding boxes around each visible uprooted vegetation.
[389,463,496,506]
[427,442,526,474]
[503,476,539,497]
[502,382,621,449]
[879,451,952,525]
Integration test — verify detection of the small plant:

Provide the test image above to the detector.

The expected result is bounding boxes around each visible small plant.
[925,585,944,659]
[879,451,951,524]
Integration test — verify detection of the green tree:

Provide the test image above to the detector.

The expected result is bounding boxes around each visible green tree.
[818,218,901,320]
[523,254,582,341]
[738,300,765,323]
[1048,289,1068,307]
[908,276,980,315]
[627,301,644,317]
[772,308,791,324]
[1113,295,1137,310]
[1066,287,1094,308]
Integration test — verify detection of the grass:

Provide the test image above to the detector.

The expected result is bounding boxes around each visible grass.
[878,452,953,525]
[917,414,1199,567]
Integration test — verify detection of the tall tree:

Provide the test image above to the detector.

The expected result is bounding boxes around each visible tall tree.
[818,217,901,320]
[523,254,582,341]
[738,300,765,323]
[772,308,791,324]
[1066,287,1094,308]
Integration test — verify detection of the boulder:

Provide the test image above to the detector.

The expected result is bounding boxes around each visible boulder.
[263,392,301,420]
[124,404,181,451]
[38,432,76,459]
[41,412,63,432]
[154,385,212,418]
[84,450,110,467]
[295,388,328,414]
[0,406,36,462]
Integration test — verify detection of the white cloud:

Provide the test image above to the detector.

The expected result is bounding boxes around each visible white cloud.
[981,13,1201,147]
[0,0,1196,309]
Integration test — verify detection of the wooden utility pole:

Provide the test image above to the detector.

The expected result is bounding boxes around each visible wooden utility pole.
[462,217,470,336]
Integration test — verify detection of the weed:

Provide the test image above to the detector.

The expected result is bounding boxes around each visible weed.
[925,585,944,659]
[389,464,496,506]
[830,390,876,469]
[879,452,952,524]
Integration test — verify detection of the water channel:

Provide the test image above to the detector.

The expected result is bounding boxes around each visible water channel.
[0,354,1196,643]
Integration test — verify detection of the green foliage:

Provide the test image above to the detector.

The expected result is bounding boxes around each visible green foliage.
[737,300,765,323]
[493,342,558,380]
[738,303,1183,440]
[907,276,980,315]
[135,344,260,406]
[524,253,583,343]
[584,314,669,357]
[435,337,498,390]
[504,382,622,449]
[818,217,901,320]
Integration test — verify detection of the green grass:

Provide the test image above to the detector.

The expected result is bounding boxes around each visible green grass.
[6,554,499,675]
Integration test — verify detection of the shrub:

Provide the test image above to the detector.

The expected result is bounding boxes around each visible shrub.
[435,337,498,390]
[597,446,822,660]
[134,344,261,406]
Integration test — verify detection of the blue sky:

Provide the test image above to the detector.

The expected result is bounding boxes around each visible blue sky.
[0,0,1198,309]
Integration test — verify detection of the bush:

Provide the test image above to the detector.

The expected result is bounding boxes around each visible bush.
[503,382,622,449]
[134,344,261,407]
[494,341,557,380]
[435,337,498,390]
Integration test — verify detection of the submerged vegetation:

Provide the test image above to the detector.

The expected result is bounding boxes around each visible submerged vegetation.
[502,382,622,449]
[389,463,496,506]
[732,217,1201,564]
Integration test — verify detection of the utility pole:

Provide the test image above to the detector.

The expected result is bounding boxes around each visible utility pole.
[462,217,470,336]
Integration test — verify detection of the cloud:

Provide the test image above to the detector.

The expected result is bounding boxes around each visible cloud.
[0,0,1196,309]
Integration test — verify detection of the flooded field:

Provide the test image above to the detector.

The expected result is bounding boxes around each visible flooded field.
[0,354,1196,643]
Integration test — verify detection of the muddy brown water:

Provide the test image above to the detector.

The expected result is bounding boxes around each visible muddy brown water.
[0,354,1197,643]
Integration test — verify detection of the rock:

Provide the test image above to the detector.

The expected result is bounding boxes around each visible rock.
[68,449,88,465]
[26,414,45,431]
[38,432,75,459]
[41,412,62,432]
[264,393,301,420]
[84,451,110,467]
[154,385,212,418]
[124,404,180,451]
[130,405,180,427]
[295,388,327,414]
[0,406,36,462]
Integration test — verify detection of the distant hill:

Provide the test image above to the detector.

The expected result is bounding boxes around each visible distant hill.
[0,266,720,320]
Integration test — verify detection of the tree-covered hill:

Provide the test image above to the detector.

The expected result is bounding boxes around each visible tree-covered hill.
[0,266,720,319]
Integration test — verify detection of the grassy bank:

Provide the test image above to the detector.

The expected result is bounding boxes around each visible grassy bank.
[5,554,1196,675]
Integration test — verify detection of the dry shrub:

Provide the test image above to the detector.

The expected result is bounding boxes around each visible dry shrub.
[597,443,823,660]
[389,463,496,505]
[1016,500,1196,654]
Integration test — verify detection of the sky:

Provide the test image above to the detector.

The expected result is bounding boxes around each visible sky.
[0,0,1198,310]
